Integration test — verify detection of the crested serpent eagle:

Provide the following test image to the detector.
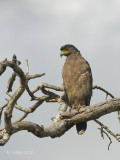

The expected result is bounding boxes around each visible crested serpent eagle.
[60,44,93,135]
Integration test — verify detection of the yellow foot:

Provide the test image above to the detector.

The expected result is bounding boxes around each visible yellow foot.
[69,105,85,111]
[69,108,73,112]
[77,104,86,109]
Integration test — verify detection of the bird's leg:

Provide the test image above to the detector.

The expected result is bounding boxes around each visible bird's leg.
[69,105,74,112]
[76,104,86,112]
[69,104,86,112]
[69,108,72,112]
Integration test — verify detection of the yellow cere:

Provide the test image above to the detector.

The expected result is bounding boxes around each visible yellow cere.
[61,48,70,54]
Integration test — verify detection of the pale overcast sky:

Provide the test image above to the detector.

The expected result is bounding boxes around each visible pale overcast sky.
[0,0,120,160]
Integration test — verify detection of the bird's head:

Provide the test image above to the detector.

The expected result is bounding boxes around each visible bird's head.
[60,44,79,57]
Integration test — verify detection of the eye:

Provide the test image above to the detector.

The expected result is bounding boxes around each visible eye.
[65,48,69,51]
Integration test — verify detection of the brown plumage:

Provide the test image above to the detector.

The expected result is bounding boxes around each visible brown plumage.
[60,44,93,135]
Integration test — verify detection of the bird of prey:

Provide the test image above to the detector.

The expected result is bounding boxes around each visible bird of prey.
[60,44,93,135]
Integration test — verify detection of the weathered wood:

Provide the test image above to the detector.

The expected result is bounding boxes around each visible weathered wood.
[0,56,120,147]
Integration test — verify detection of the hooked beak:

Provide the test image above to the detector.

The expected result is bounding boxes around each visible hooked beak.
[60,53,64,57]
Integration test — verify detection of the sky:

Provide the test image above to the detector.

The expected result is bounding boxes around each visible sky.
[0,0,120,159]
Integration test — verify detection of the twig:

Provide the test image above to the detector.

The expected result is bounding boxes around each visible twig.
[26,85,36,100]
[7,73,17,92]
[30,83,61,102]
[7,55,21,92]
[39,84,59,98]
[98,128,112,150]
[39,83,63,91]
[26,73,45,80]
[118,111,120,122]
[94,119,120,150]
[13,113,29,123]
[0,59,7,75]
[93,85,120,122]
[0,103,8,123]
[25,59,29,75]
[93,85,114,98]
[13,100,44,123]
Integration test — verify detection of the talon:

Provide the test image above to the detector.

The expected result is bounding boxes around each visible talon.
[69,108,72,112]
[78,104,86,109]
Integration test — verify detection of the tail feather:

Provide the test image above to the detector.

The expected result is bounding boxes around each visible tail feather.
[76,122,87,135]
[75,97,91,135]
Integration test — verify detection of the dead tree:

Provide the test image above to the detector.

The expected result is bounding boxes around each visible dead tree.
[0,55,120,150]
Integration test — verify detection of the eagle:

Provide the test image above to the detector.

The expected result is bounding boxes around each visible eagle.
[60,44,93,135]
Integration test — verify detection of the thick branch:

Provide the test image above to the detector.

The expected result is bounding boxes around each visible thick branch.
[7,72,17,92]
[0,98,119,144]
[52,92,68,122]
[60,98,120,123]
[0,56,120,148]
[0,59,27,134]
[12,120,74,139]
[0,129,10,146]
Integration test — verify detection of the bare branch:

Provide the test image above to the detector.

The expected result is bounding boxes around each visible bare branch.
[5,96,44,123]
[94,119,120,142]
[39,83,63,91]
[25,58,45,79]
[0,97,119,146]
[60,98,120,123]
[26,73,45,80]
[52,92,68,122]
[0,129,10,146]
[93,85,115,98]
[98,128,112,150]
[0,59,7,75]
[39,84,60,98]
[29,83,62,102]
[26,85,36,100]
[25,59,29,75]
[1,56,120,148]
[118,111,120,122]
[0,56,27,134]
[12,120,74,139]
[93,85,120,122]
[13,113,28,123]
[7,55,21,92]
[7,73,17,92]
[0,103,8,123]
[0,98,119,145]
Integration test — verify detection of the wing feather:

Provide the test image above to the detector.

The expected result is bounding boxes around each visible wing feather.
[62,53,92,108]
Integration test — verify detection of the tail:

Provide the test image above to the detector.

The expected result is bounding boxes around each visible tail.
[76,122,87,135]
[75,96,91,135]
